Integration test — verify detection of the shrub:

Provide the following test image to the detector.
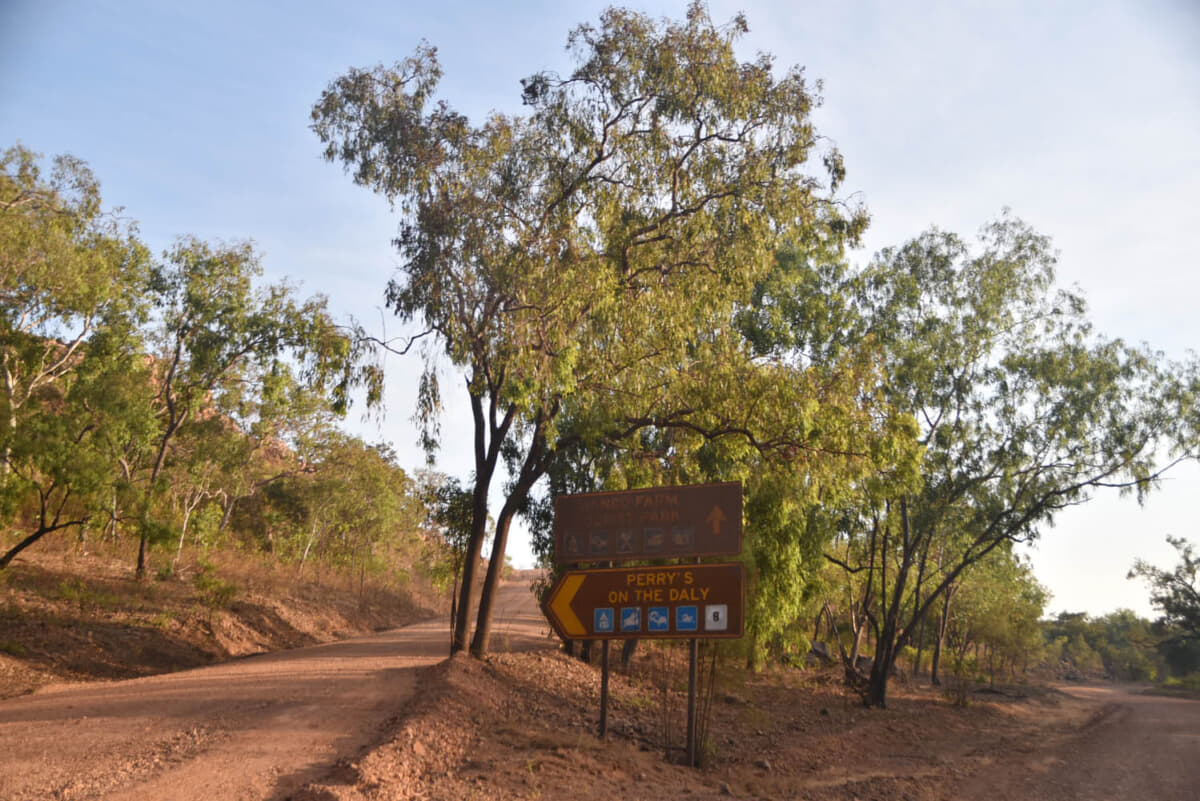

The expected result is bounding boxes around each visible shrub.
[193,560,237,609]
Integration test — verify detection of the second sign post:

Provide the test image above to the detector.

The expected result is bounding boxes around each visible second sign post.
[543,482,745,766]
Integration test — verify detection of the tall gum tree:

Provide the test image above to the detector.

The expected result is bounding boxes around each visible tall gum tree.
[804,215,1188,707]
[0,145,152,566]
[134,237,365,577]
[311,2,871,656]
[0,145,149,484]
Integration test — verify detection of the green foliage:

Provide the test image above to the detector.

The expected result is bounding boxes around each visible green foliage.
[137,516,176,548]
[1130,536,1200,652]
[125,233,372,576]
[415,472,476,592]
[796,213,1183,705]
[192,560,237,609]
[55,578,119,613]
[1094,610,1160,681]
[1156,634,1200,679]
[943,549,1047,681]
[1042,610,1162,681]
[312,2,873,655]
[0,145,153,566]
[0,139,426,589]
[1164,671,1200,692]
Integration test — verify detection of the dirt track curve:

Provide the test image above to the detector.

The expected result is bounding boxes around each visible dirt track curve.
[0,582,551,801]
[957,683,1200,801]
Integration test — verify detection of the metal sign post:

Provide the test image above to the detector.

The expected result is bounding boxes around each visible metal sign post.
[687,636,698,766]
[600,640,610,738]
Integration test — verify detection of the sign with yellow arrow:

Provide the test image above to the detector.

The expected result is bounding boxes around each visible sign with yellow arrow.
[553,482,742,564]
[542,563,745,641]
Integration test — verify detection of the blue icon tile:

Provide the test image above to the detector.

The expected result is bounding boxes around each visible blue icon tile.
[676,605,698,632]
[648,607,670,632]
[594,608,614,633]
[620,607,641,632]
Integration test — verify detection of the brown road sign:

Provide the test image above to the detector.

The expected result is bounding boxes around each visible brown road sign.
[542,562,744,641]
[553,482,742,564]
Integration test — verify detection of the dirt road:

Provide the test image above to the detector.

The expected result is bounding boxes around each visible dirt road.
[957,683,1200,801]
[0,582,551,801]
[6,582,1199,801]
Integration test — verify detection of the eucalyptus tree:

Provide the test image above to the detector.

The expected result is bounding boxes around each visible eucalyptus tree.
[1131,536,1200,662]
[0,322,154,568]
[0,145,153,565]
[312,3,872,655]
[418,473,477,628]
[134,237,363,577]
[769,215,1184,706]
[0,144,149,484]
[285,437,420,585]
[940,548,1047,684]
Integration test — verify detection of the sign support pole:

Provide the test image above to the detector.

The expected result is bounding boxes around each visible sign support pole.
[598,559,612,740]
[686,556,702,767]
[600,640,610,738]
[686,637,698,766]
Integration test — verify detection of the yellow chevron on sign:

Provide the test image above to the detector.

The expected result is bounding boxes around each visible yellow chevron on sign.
[548,573,586,637]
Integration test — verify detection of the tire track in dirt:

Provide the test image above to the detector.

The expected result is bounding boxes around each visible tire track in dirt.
[0,581,551,800]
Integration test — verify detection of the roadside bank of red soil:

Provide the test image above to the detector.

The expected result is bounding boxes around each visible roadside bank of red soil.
[293,645,1105,801]
[0,549,438,699]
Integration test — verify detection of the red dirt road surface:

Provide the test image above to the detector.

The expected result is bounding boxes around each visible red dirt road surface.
[0,582,551,801]
[956,683,1200,801]
[3,579,1199,801]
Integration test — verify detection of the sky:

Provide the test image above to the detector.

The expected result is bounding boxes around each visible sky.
[2,0,1197,618]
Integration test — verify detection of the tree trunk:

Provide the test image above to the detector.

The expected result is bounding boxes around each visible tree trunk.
[1,493,84,568]
[2,364,16,479]
[174,490,206,566]
[451,386,515,655]
[621,638,639,667]
[470,505,515,656]
[469,411,549,658]
[930,583,953,686]
[863,499,914,708]
[136,529,149,578]
[912,546,928,678]
[865,615,899,708]
[297,518,322,577]
[219,494,236,533]
[451,485,489,654]
[0,528,50,569]
[822,603,849,664]
[107,487,119,542]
